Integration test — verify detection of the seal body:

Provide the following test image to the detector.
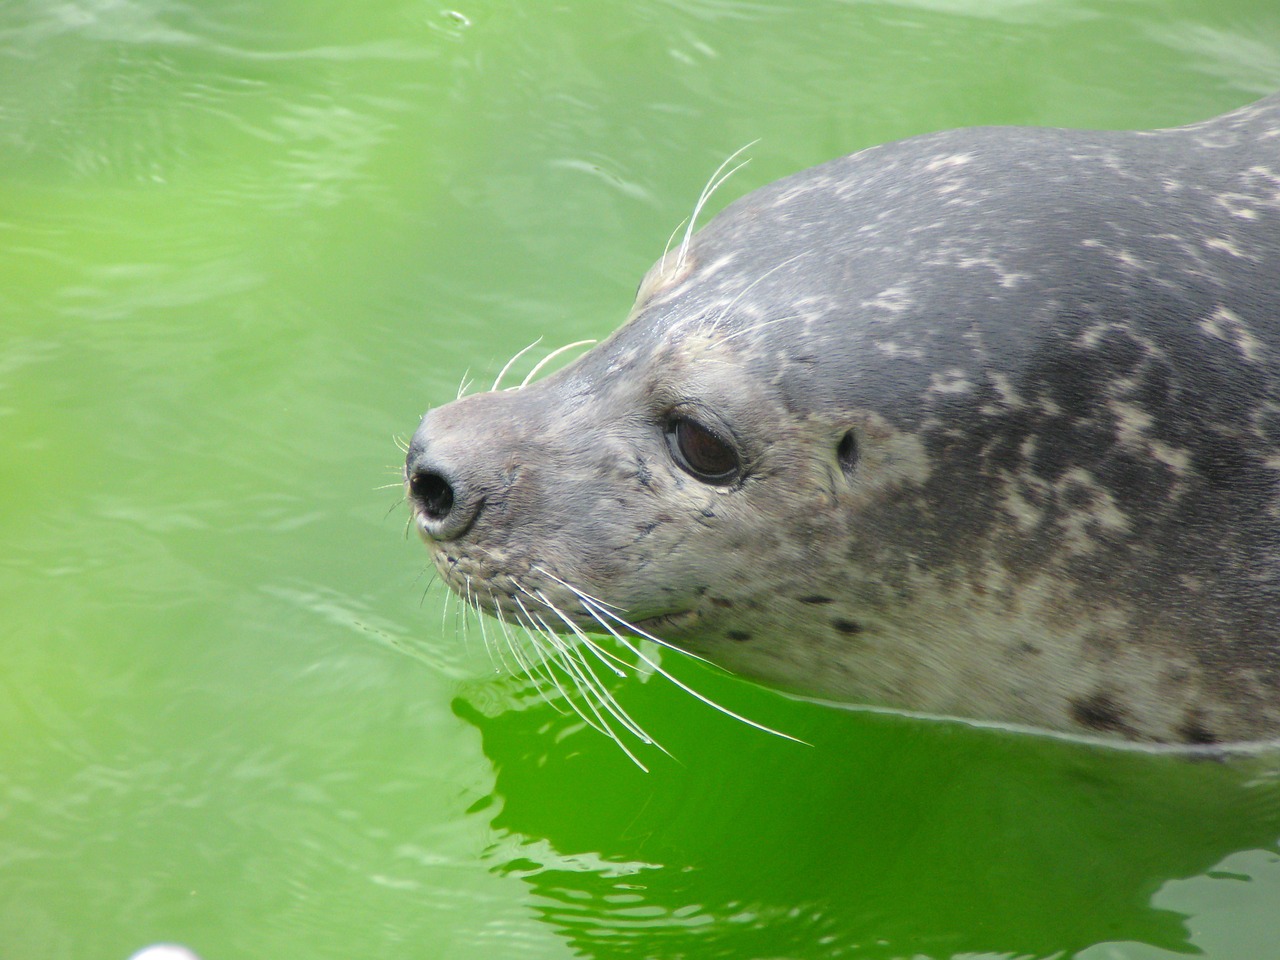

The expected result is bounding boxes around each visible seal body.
[406,96,1280,746]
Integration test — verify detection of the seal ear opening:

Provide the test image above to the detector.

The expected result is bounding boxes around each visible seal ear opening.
[837,429,859,476]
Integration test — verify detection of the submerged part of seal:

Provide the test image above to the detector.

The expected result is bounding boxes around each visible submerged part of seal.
[405,96,1280,746]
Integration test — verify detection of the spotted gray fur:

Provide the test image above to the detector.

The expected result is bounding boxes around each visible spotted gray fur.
[405,95,1280,746]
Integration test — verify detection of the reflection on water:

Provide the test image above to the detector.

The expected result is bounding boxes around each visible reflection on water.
[458,663,1280,959]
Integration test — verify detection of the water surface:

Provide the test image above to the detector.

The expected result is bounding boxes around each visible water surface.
[3,1,1280,957]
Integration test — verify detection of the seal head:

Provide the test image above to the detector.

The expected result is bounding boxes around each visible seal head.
[406,96,1280,746]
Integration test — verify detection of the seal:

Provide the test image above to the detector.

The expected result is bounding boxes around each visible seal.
[405,95,1280,747]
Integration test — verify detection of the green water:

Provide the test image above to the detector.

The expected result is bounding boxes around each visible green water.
[3,1,1280,958]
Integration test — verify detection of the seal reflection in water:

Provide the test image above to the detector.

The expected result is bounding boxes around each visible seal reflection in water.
[406,96,1280,750]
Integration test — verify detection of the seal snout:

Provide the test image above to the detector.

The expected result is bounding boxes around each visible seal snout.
[405,437,482,542]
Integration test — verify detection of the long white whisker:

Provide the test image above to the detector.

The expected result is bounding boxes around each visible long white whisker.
[518,584,629,678]
[472,588,502,671]
[503,614,573,716]
[518,340,596,389]
[455,368,473,400]
[703,251,807,333]
[527,606,661,751]
[508,599,593,712]
[492,337,542,392]
[517,583,669,751]
[529,564,623,616]
[718,313,803,344]
[512,601,639,761]
[662,217,689,265]
[579,596,807,745]
[440,583,453,634]
[489,602,530,676]
[532,565,717,666]
[517,606,650,771]
[676,141,759,272]
[460,577,477,658]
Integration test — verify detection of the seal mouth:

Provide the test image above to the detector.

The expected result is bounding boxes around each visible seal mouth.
[632,609,699,635]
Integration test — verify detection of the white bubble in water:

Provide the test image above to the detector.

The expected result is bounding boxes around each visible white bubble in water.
[127,946,201,960]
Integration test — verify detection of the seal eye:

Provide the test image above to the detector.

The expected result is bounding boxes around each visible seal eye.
[666,416,741,485]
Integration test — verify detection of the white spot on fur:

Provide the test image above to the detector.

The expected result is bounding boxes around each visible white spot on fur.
[1204,237,1250,259]
[874,340,924,360]
[1200,306,1265,362]
[1215,192,1260,219]
[927,369,974,394]
[862,286,913,314]
[925,152,974,172]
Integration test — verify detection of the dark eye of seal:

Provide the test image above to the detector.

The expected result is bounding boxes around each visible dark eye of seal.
[666,415,740,485]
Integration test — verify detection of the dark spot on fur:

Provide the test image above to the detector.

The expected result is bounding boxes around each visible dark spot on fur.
[832,619,863,635]
[634,456,654,490]
[727,630,752,642]
[1069,693,1128,733]
[709,596,733,608]
[1179,716,1219,745]
[799,595,834,604]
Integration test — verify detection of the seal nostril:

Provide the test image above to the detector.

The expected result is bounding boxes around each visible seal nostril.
[837,430,859,476]
[410,470,454,520]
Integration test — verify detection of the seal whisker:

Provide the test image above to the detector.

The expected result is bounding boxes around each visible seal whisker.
[534,566,718,666]
[523,615,652,771]
[562,629,670,754]
[498,602,568,700]
[459,577,475,658]
[535,598,631,678]
[454,368,473,401]
[417,571,436,608]
[518,339,597,389]
[438,584,453,630]
[661,217,689,266]
[492,337,543,392]
[676,141,759,273]
[470,585,503,672]
[509,586,655,752]
[517,582,667,751]
[702,251,807,334]
[519,617,603,729]
[452,577,466,646]
[516,582,631,678]
[526,607,659,753]
[511,600,647,765]
[393,434,411,454]
[578,596,807,745]
[491,597,539,677]
[510,596,591,706]
[520,589,663,749]
[503,613,574,716]
[531,565,628,615]
[717,313,804,344]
